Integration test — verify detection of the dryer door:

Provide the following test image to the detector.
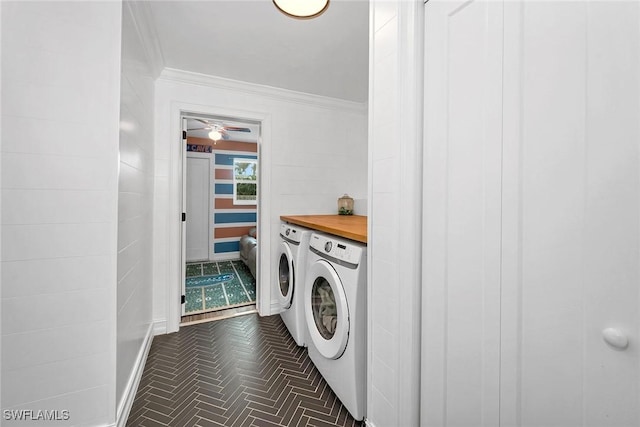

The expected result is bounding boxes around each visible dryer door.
[277,241,295,310]
[305,259,349,359]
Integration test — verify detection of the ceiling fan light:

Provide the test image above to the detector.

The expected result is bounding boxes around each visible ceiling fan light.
[209,129,223,141]
[273,0,329,19]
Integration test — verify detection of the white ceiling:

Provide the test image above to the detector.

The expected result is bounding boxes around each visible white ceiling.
[147,0,370,103]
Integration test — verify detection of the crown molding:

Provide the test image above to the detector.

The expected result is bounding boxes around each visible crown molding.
[124,0,165,79]
[158,68,368,114]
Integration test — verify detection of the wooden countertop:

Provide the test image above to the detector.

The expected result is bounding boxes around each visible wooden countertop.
[280,215,367,244]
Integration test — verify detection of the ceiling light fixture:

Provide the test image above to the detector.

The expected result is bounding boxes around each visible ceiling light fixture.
[208,129,223,141]
[273,0,329,19]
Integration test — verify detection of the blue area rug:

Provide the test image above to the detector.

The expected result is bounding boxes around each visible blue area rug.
[186,273,234,288]
[184,260,257,314]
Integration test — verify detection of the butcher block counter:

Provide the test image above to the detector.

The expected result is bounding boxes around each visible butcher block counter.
[280,214,367,244]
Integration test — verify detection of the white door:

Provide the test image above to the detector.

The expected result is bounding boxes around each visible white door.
[500,3,640,426]
[186,154,211,262]
[422,1,640,426]
[422,1,503,425]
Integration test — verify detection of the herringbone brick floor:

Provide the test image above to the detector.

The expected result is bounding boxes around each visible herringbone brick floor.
[126,313,363,426]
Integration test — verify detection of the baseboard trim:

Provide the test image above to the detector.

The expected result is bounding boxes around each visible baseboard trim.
[116,323,154,427]
[211,251,242,262]
[153,319,167,336]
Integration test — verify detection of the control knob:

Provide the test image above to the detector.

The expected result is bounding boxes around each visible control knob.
[324,241,332,252]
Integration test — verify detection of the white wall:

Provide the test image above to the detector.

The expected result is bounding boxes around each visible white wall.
[1,2,122,425]
[116,1,160,422]
[367,1,423,426]
[153,70,368,333]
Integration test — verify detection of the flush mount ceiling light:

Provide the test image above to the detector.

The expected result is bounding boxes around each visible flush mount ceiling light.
[273,0,329,19]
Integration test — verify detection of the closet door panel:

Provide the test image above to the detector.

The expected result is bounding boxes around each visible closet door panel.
[501,2,640,426]
[422,1,503,426]
[425,1,640,427]
[519,4,588,425]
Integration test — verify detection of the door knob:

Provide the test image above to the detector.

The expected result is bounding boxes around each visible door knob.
[602,328,629,350]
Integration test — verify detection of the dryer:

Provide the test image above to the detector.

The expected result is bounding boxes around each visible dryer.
[276,222,313,346]
[304,232,367,421]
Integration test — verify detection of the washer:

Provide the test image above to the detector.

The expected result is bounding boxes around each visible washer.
[276,222,313,347]
[304,232,367,421]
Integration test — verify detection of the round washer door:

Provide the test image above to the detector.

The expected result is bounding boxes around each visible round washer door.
[304,259,349,359]
[276,241,295,309]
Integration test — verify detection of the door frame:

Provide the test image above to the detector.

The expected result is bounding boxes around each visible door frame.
[166,101,272,333]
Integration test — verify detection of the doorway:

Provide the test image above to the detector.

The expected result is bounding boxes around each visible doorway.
[181,113,261,320]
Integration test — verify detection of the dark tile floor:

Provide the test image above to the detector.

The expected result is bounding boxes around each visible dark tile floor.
[127,313,363,427]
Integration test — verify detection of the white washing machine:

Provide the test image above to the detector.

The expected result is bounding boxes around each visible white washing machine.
[304,232,367,421]
[276,222,313,347]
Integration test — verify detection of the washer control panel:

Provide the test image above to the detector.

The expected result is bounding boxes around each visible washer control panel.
[280,223,303,243]
[310,233,363,265]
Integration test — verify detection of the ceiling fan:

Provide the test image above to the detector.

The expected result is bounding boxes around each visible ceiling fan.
[187,119,251,141]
